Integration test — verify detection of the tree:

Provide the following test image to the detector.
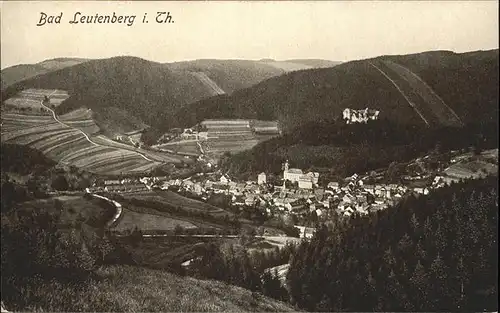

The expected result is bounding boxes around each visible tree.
[174,224,184,235]
[51,175,69,191]
[429,253,449,310]
[409,260,430,310]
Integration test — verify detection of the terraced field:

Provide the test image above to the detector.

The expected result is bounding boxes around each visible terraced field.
[1,89,186,175]
[3,88,69,110]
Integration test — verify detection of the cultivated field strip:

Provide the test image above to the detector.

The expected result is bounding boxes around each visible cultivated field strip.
[59,108,93,121]
[89,159,145,173]
[1,123,71,142]
[1,118,57,127]
[4,98,41,108]
[43,136,87,155]
[46,140,93,160]
[203,139,260,153]
[71,151,138,168]
[62,120,100,134]
[1,113,53,122]
[62,146,117,163]
[93,135,184,163]
[1,123,60,136]
[121,162,161,173]
[94,161,160,176]
[83,154,143,171]
[36,133,84,152]
[2,89,184,174]
[14,129,77,146]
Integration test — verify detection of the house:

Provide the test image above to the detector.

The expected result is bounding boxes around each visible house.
[363,184,375,194]
[212,184,228,193]
[298,177,313,189]
[125,183,148,192]
[104,184,126,193]
[388,184,399,190]
[257,172,267,185]
[104,179,121,185]
[320,200,331,209]
[236,183,246,191]
[413,187,429,195]
[193,183,203,195]
[285,168,303,183]
[304,171,320,185]
[245,196,256,206]
[327,182,340,191]
[346,173,359,182]
[344,206,354,216]
[288,199,307,212]
[371,203,386,211]
[374,197,385,204]
[314,188,325,199]
[342,194,355,203]
[219,174,230,184]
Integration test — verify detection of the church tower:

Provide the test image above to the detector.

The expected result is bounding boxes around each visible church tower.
[282,160,289,189]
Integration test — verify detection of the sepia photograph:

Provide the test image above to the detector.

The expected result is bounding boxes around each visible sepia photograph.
[0,1,498,312]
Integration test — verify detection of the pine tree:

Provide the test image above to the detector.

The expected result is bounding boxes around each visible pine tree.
[409,260,430,310]
[429,253,449,309]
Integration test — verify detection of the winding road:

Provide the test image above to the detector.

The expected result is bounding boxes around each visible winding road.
[87,192,124,227]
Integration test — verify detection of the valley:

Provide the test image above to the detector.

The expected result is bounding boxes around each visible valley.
[1,48,498,313]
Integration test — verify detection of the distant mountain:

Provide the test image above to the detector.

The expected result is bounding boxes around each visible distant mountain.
[1,58,89,90]
[285,59,342,68]
[165,59,287,94]
[172,50,498,131]
[262,59,342,72]
[3,56,341,133]
[2,56,216,131]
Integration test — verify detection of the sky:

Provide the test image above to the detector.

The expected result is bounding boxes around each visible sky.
[1,1,498,69]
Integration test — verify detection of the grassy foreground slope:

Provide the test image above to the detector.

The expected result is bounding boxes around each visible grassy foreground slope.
[4,265,296,312]
[172,50,498,130]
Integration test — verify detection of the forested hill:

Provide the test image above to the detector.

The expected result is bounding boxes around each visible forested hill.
[1,56,214,130]
[287,176,498,311]
[3,57,337,131]
[171,49,498,131]
[221,119,498,179]
[165,59,287,94]
[1,58,89,90]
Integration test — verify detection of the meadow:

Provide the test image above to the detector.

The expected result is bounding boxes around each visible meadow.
[112,208,198,233]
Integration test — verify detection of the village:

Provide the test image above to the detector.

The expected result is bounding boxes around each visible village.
[86,147,498,229]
